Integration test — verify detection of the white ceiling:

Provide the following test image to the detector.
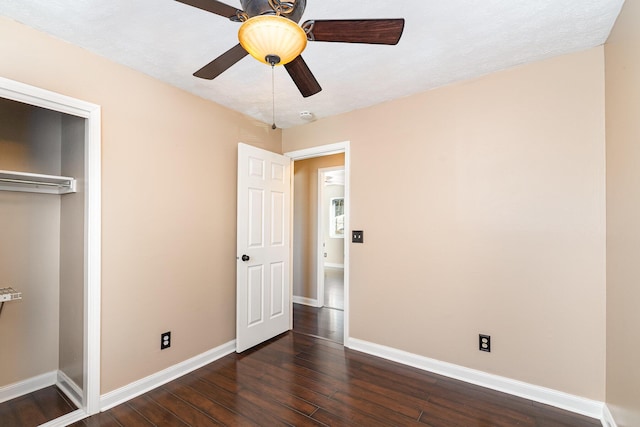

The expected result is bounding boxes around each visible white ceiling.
[0,0,624,128]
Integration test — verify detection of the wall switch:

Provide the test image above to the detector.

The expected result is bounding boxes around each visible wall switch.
[161,331,171,350]
[352,230,364,243]
[479,334,491,352]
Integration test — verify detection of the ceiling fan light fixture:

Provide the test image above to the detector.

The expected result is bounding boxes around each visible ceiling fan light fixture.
[238,15,307,66]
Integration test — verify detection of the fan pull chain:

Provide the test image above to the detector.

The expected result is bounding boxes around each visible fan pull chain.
[271,64,277,130]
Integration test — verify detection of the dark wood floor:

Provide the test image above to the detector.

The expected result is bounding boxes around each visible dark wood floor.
[323,268,344,311]
[0,385,77,426]
[67,332,599,427]
[294,303,344,344]
[292,266,345,344]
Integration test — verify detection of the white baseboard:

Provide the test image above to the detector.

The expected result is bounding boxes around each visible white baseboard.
[0,370,57,403]
[601,405,618,427]
[349,338,605,421]
[39,409,88,427]
[100,339,236,411]
[57,370,83,409]
[293,296,321,307]
[324,263,344,269]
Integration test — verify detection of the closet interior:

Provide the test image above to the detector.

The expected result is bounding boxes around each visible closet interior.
[0,96,86,410]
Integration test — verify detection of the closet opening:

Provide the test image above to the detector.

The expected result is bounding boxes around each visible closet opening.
[0,78,101,426]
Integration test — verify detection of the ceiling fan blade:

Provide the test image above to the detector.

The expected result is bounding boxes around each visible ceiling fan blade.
[193,44,248,79]
[304,19,405,45]
[175,0,241,19]
[284,56,322,98]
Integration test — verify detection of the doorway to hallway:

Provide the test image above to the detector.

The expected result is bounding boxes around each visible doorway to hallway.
[287,142,349,345]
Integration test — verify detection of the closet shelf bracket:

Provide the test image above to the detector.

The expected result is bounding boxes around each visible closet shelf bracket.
[0,170,77,194]
[0,287,21,303]
[0,287,22,318]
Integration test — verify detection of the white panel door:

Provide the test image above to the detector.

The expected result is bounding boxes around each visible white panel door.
[237,143,291,353]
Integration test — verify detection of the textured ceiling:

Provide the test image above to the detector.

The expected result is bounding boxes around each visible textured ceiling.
[0,0,624,128]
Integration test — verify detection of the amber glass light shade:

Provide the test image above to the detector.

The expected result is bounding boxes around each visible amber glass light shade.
[238,15,307,65]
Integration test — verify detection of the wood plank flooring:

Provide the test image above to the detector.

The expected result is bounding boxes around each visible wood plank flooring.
[292,266,345,344]
[69,332,599,427]
[0,385,76,426]
[323,268,344,311]
[293,304,344,344]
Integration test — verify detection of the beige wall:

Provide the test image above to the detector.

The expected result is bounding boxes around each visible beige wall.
[0,100,62,386]
[284,48,607,400]
[293,154,345,300]
[0,17,281,394]
[605,0,640,425]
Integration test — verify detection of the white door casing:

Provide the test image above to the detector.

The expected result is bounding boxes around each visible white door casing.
[0,77,101,423]
[236,143,291,353]
[285,141,350,346]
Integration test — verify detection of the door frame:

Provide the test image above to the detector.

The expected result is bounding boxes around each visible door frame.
[0,77,102,424]
[285,141,350,346]
[316,166,345,309]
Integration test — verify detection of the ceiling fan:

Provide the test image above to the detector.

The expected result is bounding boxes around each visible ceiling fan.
[176,0,405,98]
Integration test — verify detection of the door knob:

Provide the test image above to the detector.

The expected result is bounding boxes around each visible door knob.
[241,254,250,262]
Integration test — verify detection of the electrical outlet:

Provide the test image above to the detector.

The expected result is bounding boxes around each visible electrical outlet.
[161,331,171,350]
[479,334,491,352]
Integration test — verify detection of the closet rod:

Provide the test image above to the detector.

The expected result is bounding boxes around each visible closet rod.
[0,177,72,188]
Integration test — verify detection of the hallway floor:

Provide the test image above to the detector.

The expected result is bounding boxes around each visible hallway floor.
[293,304,344,344]
[323,267,344,310]
[294,267,345,344]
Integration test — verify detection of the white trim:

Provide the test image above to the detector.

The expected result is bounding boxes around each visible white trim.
[286,141,351,347]
[0,371,57,403]
[602,405,618,427]
[285,142,346,161]
[0,77,102,416]
[56,403,84,425]
[316,168,326,308]
[324,263,344,269]
[349,338,604,420]
[39,409,88,427]
[57,370,83,409]
[288,156,295,331]
[0,77,99,118]
[293,296,321,307]
[100,340,235,411]
[84,91,102,416]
